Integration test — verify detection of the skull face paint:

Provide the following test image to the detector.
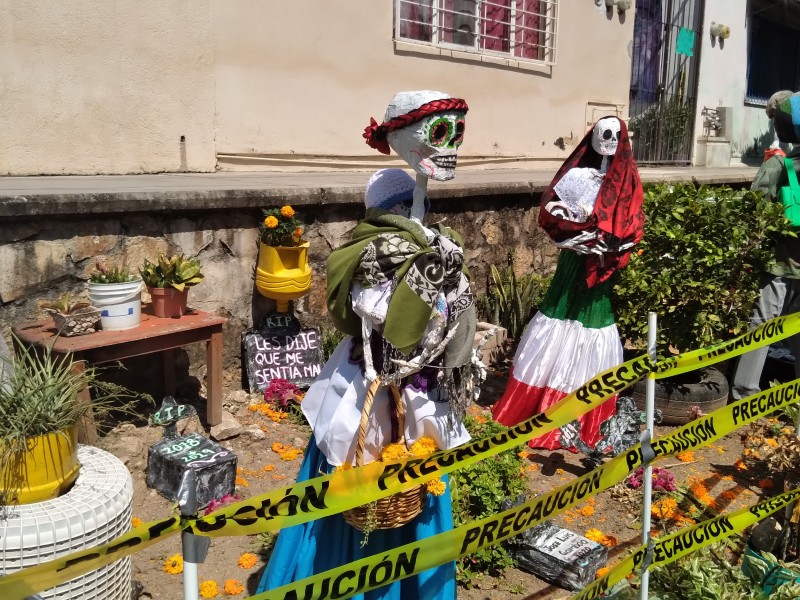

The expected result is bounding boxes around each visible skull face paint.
[384,91,467,181]
[591,117,621,156]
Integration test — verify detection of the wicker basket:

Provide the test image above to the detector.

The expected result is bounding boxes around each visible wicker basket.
[342,378,426,531]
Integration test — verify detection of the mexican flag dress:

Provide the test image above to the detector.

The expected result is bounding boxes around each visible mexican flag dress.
[492,119,644,451]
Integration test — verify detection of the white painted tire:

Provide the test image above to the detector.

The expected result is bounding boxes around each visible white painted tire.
[0,445,133,599]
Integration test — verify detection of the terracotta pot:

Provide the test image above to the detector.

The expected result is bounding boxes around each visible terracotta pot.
[149,287,189,318]
[255,242,312,312]
[0,426,80,504]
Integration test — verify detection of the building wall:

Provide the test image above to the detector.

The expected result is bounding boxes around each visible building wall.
[693,0,772,164]
[212,0,635,171]
[0,1,217,175]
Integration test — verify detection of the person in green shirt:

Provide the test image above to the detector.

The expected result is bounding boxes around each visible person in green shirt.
[731,90,800,400]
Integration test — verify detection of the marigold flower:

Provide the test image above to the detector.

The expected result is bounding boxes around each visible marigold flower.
[734,459,748,471]
[426,478,446,496]
[409,437,438,457]
[651,497,680,520]
[280,205,295,218]
[262,464,275,472]
[271,442,288,453]
[676,451,695,462]
[199,580,219,598]
[131,517,143,528]
[596,567,611,578]
[280,448,303,461]
[293,227,304,238]
[223,579,245,595]
[381,443,411,461]
[235,476,249,487]
[237,552,258,569]
[163,553,184,574]
[264,215,279,229]
[585,528,618,547]
[765,438,779,448]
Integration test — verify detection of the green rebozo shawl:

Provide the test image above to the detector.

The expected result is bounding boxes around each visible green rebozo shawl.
[327,209,476,369]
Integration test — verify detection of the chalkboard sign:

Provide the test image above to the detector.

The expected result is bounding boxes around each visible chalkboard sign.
[243,313,324,392]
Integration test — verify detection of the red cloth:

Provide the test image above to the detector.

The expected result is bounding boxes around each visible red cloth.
[538,118,644,288]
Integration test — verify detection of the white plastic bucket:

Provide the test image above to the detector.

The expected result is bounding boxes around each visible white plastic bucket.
[87,279,143,331]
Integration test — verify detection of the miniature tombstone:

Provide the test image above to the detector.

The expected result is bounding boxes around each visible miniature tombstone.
[243,312,323,392]
[146,396,237,508]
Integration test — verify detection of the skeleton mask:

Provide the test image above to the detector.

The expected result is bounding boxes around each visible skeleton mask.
[383,91,467,181]
[591,117,621,156]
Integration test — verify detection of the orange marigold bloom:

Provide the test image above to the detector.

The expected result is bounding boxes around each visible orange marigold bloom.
[235,476,249,487]
[585,528,618,547]
[280,205,295,218]
[163,553,184,575]
[271,442,288,453]
[652,497,680,520]
[293,227,304,238]
[264,216,279,229]
[426,478,446,496]
[280,448,303,461]
[223,579,245,595]
[734,459,748,471]
[596,567,611,578]
[199,580,219,599]
[381,443,411,461]
[262,464,275,472]
[131,517,143,528]
[676,451,695,462]
[238,552,258,569]
[765,438,779,448]
[410,437,438,457]
[578,505,595,517]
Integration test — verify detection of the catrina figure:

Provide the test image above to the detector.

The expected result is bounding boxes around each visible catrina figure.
[257,91,479,600]
[492,116,644,453]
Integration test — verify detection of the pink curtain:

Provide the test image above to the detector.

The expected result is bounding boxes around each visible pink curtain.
[400,0,433,42]
[481,0,542,59]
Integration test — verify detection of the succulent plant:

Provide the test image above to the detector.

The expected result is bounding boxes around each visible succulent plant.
[139,253,204,292]
[40,292,93,315]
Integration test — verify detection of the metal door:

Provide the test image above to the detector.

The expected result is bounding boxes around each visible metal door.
[629,0,704,164]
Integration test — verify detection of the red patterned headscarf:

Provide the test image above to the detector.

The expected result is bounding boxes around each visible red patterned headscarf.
[363,97,469,155]
[538,117,644,288]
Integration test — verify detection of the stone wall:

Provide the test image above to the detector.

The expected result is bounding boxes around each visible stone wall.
[1,194,553,391]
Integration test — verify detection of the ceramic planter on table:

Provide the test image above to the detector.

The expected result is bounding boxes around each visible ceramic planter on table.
[255,242,312,312]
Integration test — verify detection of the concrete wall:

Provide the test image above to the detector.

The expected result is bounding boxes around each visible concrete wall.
[692,0,775,164]
[0,1,217,175]
[212,0,635,170]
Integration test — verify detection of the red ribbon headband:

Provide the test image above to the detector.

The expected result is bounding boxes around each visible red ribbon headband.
[363,98,469,155]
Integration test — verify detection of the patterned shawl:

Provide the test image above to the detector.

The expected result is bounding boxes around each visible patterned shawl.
[538,118,644,288]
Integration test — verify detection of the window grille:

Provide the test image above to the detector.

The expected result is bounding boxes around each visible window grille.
[746,5,800,103]
[396,0,558,66]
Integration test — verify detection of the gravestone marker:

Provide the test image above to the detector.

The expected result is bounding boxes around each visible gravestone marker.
[243,312,323,392]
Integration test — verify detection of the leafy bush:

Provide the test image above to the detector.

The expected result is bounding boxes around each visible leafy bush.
[613,183,792,354]
[477,253,552,340]
[320,325,345,362]
[451,413,528,586]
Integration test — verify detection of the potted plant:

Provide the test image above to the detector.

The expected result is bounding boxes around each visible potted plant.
[0,339,141,504]
[39,292,100,337]
[87,261,143,330]
[255,204,311,313]
[139,253,204,318]
[612,183,793,422]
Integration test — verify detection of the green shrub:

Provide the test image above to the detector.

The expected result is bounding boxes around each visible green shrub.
[613,183,792,355]
[477,253,552,340]
[451,413,528,586]
[320,325,345,362]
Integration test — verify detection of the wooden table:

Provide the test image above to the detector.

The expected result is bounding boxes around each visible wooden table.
[12,308,227,442]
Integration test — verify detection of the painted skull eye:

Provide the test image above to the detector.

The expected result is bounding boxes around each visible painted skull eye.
[427,117,453,147]
[603,129,614,140]
[450,119,465,147]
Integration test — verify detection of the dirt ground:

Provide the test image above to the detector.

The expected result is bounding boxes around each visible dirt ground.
[92,366,783,600]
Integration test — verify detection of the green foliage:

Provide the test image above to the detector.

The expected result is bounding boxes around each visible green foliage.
[320,325,345,362]
[451,413,528,586]
[40,292,92,315]
[613,183,793,354]
[259,205,305,247]
[139,253,204,292]
[477,253,552,340]
[650,542,800,600]
[88,261,136,284]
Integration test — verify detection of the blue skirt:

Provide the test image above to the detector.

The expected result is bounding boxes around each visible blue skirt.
[256,435,457,600]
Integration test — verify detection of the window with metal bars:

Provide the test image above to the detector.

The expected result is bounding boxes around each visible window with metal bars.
[396,0,558,65]
[746,2,800,103]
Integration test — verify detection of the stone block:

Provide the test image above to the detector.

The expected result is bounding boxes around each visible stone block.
[474,322,509,368]
[146,432,237,508]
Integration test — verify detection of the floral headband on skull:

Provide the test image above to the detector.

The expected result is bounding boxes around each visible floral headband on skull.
[363,97,469,155]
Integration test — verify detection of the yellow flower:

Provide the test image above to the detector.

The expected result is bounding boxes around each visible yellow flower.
[765,438,779,448]
[163,553,184,575]
[271,442,288,453]
[131,517,143,528]
[426,478,446,496]
[280,205,295,218]
[262,464,275,472]
[381,443,411,462]
[652,497,680,520]
[596,567,611,578]
[585,528,618,547]
[237,552,258,569]
[293,227,304,239]
[264,216,279,229]
[280,448,303,461]
[223,579,245,595]
[199,580,219,598]
[235,476,249,487]
[409,436,438,457]
[676,451,694,462]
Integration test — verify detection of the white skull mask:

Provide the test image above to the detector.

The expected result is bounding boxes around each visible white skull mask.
[385,91,466,181]
[591,117,621,156]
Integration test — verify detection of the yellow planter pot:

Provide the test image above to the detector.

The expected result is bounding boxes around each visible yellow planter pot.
[1,426,80,504]
[255,242,312,312]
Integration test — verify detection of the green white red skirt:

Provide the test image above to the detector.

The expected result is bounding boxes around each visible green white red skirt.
[491,251,622,450]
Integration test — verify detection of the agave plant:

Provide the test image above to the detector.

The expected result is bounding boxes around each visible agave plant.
[40,292,93,315]
[139,253,204,292]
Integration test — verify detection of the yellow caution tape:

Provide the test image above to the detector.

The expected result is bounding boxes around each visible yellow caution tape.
[2,311,798,600]
[249,379,800,600]
[0,516,181,600]
[572,489,800,600]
